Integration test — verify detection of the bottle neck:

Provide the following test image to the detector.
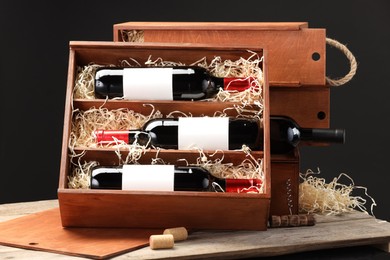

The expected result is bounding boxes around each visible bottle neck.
[224,179,263,193]
[94,130,151,146]
[270,116,345,153]
[300,128,345,144]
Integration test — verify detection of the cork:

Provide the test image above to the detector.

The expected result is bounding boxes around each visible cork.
[163,227,188,241]
[149,234,174,250]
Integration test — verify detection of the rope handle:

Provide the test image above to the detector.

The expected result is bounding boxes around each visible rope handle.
[325,38,358,87]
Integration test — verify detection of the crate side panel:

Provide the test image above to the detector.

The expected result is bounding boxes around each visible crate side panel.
[58,190,269,230]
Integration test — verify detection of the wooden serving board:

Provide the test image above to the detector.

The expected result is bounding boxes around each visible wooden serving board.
[0,200,389,259]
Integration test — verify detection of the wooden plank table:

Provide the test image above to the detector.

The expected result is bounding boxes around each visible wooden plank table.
[0,200,389,259]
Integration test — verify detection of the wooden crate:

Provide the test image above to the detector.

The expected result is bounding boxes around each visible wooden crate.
[58,41,271,231]
[113,21,329,129]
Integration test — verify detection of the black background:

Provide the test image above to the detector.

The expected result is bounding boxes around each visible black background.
[1,0,389,259]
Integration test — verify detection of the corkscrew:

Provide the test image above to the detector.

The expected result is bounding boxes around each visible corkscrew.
[269,178,316,228]
[286,178,293,215]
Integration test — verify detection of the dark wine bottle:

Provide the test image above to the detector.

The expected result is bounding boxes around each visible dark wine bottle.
[90,164,262,193]
[93,116,345,153]
[94,117,261,150]
[94,66,253,100]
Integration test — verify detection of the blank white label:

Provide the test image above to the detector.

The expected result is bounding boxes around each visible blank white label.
[122,165,174,191]
[178,117,229,150]
[123,68,173,100]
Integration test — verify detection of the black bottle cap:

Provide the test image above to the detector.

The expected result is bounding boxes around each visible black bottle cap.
[311,129,346,144]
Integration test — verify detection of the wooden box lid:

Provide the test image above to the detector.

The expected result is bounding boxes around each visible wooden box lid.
[113,22,326,87]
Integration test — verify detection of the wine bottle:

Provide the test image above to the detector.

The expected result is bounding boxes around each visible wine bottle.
[94,66,253,100]
[94,117,261,151]
[93,116,345,153]
[90,164,262,193]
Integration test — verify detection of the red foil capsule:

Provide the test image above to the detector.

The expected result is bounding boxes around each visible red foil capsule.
[94,130,129,144]
[225,178,263,193]
[223,77,256,92]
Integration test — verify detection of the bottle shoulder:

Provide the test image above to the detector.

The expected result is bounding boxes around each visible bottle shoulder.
[143,118,179,131]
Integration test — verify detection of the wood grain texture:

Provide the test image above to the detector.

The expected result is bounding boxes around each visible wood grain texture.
[0,203,160,259]
[128,216,389,260]
[0,200,389,259]
[113,22,309,32]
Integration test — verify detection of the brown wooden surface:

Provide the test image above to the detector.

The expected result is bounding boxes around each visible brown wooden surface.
[69,148,265,167]
[73,99,261,118]
[1,200,389,259]
[59,41,270,230]
[270,86,330,129]
[113,22,309,32]
[59,189,270,230]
